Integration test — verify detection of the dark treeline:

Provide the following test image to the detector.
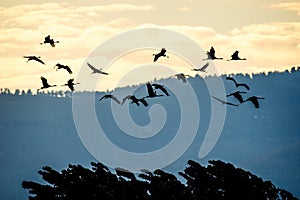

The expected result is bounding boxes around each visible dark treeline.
[22,160,298,200]
[1,66,300,97]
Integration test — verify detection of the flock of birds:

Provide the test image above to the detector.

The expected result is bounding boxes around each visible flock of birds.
[24,36,264,108]
[99,47,264,109]
[23,35,110,91]
[212,77,265,108]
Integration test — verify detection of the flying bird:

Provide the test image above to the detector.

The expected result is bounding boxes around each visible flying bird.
[192,62,209,73]
[153,48,169,62]
[62,78,79,91]
[227,51,246,61]
[122,95,148,107]
[212,96,239,106]
[226,91,246,103]
[23,56,45,65]
[54,63,72,74]
[173,73,191,83]
[145,83,164,98]
[99,94,120,104]
[38,76,56,91]
[244,96,265,108]
[87,62,109,75]
[226,77,250,90]
[152,83,170,96]
[40,35,59,47]
[203,47,223,60]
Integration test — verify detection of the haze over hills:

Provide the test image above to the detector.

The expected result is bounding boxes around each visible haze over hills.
[0,68,300,199]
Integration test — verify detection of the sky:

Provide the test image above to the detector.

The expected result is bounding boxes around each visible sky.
[0,0,300,91]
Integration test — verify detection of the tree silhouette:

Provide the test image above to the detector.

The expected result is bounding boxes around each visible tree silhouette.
[22,160,298,200]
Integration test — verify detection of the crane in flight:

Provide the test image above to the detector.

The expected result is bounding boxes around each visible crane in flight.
[23,56,45,65]
[227,51,246,61]
[87,63,109,75]
[203,47,223,60]
[226,77,250,90]
[226,91,246,103]
[99,94,120,104]
[62,79,79,91]
[192,62,209,73]
[37,77,56,91]
[152,83,170,96]
[54,63,72,74]
[144,83,164,98]
[173,73,191,83]
[244,96,265,108]
[40,35,59,47]
[211,96,239,106]
[121,95,148,107]
[153,48,169,62]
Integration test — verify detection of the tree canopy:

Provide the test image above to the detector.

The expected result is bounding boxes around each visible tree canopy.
[22,160,298,200]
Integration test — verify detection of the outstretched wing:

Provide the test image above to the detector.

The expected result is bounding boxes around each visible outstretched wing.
[160,48,166,54]
[176,73,187,83]
[199,62,209,71]
[238,83,250,90]
[87,62,109,74]
[68,84,74,91]
[111,96,121,104]
[121,95,132,105]
[212,96,238,106]
[99,95,108,102]
[152,84,169,96]
[209,47,215,56]
[87,62,97,71]
[232,51,239,58]
[65,66,73,74]
[40,76,48,86]
[153,54,160,62]
[45,35,51,41]
[34,57,45,65]
[139,98,148,107]
[226,77,238,85]
[212,96,226,104]
[146,83,156,97]
[68,79,74,85]
[246,97,259,108]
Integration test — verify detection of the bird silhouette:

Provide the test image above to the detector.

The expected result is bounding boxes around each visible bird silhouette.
[23,56,45,65]
[153,48,169,62]
[192,62,209,73]
[38,77,56,91]
[122,95,148,107]
[54,63,72,74]
[152,83,170,96]
[226,77,250,90]
[244,96,265,108]
[226,91,246,103]
[212,96,239,106]
[99,94,121,104]
[203,47,223,60]
[40,35,59,47]
[227,51,246,61]
[173,73,191,83]
[87,63,109,75]
[144,83,164,98]
[62,78,79,91]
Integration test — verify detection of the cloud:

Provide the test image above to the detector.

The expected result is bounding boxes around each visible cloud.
[269,2,300,15]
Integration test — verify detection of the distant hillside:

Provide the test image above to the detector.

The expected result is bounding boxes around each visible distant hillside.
[0,68,300,199]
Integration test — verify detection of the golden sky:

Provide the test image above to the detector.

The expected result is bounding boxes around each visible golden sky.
[0,0,300,91]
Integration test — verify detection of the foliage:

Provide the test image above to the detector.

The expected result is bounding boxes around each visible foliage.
[22,160,298,200]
